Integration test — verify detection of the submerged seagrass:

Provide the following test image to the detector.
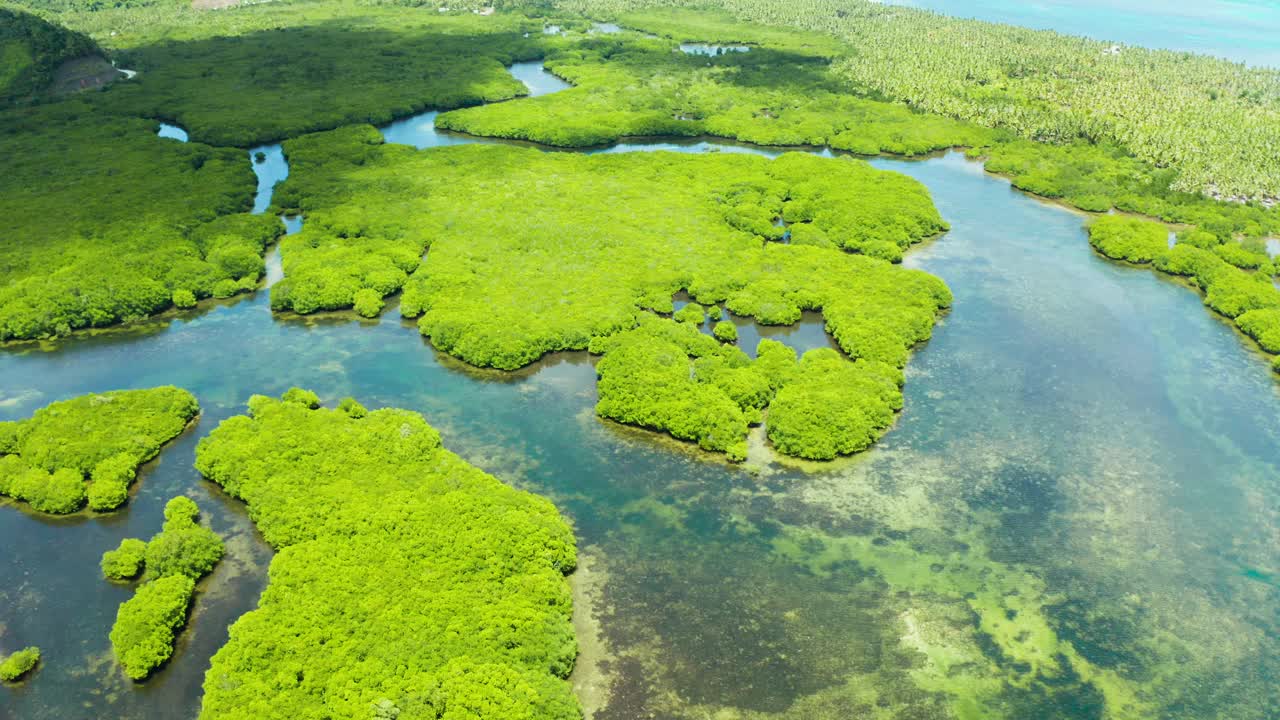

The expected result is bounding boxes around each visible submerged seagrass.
[193,391,579,719]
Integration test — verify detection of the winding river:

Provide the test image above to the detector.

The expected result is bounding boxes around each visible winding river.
[2,59,1278,720]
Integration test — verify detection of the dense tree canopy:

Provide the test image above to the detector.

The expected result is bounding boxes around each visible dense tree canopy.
[275,129,948,363]
[0,387,198,514]
[438,31,999,154]
[88,6,545,146]
[110,574,196,681]
[1087,216,1169,265]
[590,315,909,460]
[434,14,1280,253]
[0,646,41,682]
[101,538,148,581]
[192,392,579,719]
[550,1,1280,199]
[271,129,948,457]
[0,102,271,341]
[107,496,225,680]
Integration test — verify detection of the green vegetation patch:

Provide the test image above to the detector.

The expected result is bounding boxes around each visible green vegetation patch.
[0,102,272,342]
[766,347,903,460]
[0,8,98,105]
[618,7,847,56]
[590,306,912,461]
[192,391,579,719]
[107,496,225,680]
[561,0,1280,199]
[101,537,148,581]
[978,139,1280,239]
[110,574,195,681]
[1085,217,1280,369]
[437,32,997,154]
[275,130,948,366]
[0,387,198,514]
[590,316,767,460]
[90,5,542,146]
[273,131,948,458]
[0,646,41,682]
[1088,215,1169,265]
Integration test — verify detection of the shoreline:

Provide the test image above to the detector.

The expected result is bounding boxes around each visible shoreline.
[568,548,615,719]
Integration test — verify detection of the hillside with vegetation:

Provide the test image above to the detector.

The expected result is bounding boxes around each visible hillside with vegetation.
[0,7,100,104]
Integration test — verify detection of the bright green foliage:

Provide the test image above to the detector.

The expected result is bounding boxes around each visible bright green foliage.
[0,646,40,682]
[143,497,224,581]
[707,304,723,320]
[192,393,579,720]
[438,32,998,155]
[101,538,147,581]
[1177,228,1223,250]
[978,140,1280,238]
[109,574,195,681]
[1212,241,1274,273]
[590,315,758,460]
[87,452,137,511]
[280,387,320,409]
[163,496,199,524]
[107,497,223,679]
[1236,310,1280,354]
[89,4,542,146]
[618,7,847,55]
[674,303,706,324]
[0,8,98,104]
[1129,228,1280,364]
[351,288,385,318]
[0,422,16,454]
[276,132,949,372]
[1206,273,1280,319]
[1158,243,1280,322]
[337,396,367,418]
[767,348,903,460]
[590,316,909,460]
[9,387,198,475]
[1088,216,1169,265]
[566,1,1280,198]
[0,102,271,341]
[712,319,737,342]
[0,465,86,514]
[171,289,197,309]
[0,387,198,514]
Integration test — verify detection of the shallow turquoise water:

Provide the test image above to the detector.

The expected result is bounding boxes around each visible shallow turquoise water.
[892,0,1280,66]
[3,69,1279,720]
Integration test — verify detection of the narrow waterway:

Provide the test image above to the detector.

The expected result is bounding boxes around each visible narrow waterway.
[3,62,1278,720]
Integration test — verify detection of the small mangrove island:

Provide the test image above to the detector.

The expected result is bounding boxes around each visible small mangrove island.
[0,387,199,513]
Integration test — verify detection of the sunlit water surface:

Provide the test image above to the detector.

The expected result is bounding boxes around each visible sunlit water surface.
[3,63,1279,720]
[890,0,1280,67]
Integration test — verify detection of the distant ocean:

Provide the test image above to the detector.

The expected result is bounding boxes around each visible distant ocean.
[888,0,1280,67]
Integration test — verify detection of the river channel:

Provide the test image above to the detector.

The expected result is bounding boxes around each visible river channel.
[1,59,1277,720]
